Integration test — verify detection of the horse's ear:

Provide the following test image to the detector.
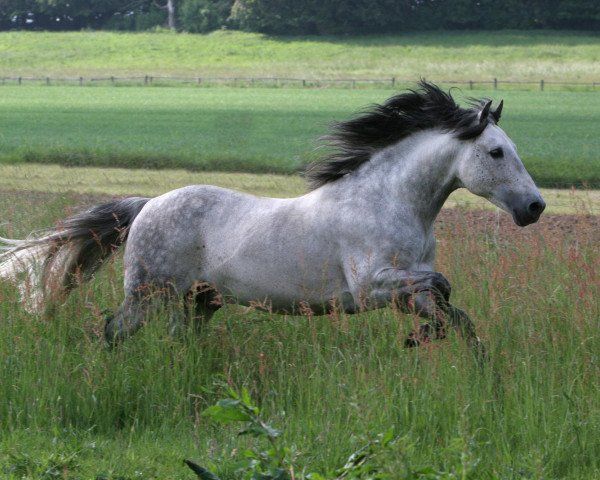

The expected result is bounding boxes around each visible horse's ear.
[492,100,503,123]
[479,100,492,124]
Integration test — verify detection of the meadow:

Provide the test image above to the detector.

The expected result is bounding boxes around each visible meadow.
[0,29,599,479]
[1,30,600,82]
[0,86,600,187]
[0,185,598,479]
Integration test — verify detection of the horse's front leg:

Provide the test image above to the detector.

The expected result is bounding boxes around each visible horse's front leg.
[445,304,485,358]
[366,268,482,352]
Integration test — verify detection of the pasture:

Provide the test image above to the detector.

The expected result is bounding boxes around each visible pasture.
[2,30,600,82]
[0,182,598,478]
[1,28,599,479]
[0,86,600,187]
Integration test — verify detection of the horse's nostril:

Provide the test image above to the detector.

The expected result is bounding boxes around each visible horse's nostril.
[528,201,545,216]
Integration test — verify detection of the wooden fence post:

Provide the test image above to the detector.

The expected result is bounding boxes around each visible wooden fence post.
[540,79,544,91]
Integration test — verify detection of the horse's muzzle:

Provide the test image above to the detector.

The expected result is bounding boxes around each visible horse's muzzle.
[512,196,546,226]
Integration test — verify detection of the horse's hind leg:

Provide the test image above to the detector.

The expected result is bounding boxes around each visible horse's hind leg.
[189,284,222,334]
[168,284,221,337]
[104,292,153,345]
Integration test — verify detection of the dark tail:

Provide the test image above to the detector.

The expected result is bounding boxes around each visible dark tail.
[0,197,150,312]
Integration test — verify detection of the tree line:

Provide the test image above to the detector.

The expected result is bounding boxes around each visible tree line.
[1,0,599,34]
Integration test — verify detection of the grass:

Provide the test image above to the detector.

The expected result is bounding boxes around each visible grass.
[0,164,598,216]
[0,188,598,478]
[1,29,599,477]
[1,30,600,82]
[0,86,599,187]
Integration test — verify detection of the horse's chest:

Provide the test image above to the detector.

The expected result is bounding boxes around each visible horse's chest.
[390,229,436,268]
[413,231,436,266]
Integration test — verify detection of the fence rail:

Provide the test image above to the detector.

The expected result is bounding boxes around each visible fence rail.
[1,75,599,91]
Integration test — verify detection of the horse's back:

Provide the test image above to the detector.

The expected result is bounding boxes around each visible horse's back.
[122,185,261,289]
[122,184,347,309]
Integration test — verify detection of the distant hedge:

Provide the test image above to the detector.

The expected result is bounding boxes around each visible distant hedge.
[1,0,599,33]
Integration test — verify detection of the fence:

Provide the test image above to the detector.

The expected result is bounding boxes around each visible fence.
[1,75,600,91]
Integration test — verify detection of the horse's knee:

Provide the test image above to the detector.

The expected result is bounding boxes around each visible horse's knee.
[427,271,451,301]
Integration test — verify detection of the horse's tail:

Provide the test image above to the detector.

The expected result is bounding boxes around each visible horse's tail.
[0,197,150,313]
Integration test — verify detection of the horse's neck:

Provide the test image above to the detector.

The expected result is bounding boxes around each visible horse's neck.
[360,131,461,227]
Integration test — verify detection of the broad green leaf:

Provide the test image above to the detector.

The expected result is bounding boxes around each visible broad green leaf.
[381,428,395,447]
[202,400,252,423]
[241,387,253,406]
[239,423,281,439]
[243,449,260,459]
[306,474,327,480]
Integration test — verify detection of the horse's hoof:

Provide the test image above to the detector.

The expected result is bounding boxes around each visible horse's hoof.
[404,323,434,348]
[103,313,118,349]
[404,332,430,348]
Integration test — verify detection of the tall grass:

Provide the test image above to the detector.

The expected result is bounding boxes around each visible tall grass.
[1,192,598,478]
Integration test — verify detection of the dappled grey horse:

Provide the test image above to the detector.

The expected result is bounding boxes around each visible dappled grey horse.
[0,82,545,350]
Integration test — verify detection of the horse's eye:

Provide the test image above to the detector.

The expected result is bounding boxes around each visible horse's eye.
[490,148,504,159]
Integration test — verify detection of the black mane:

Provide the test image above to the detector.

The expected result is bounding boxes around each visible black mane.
[305,81,497,190]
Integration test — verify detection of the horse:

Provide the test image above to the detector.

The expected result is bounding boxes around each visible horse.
[0,81,545,351]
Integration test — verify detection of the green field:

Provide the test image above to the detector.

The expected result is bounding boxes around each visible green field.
[1,29,599,478]
[1,30,600,82]
[0,86,599,187]
[0,188,598,478]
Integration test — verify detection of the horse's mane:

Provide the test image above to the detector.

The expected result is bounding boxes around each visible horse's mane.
[306,80,498,190]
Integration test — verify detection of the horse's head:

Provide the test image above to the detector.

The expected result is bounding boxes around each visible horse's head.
[456,101,545,227]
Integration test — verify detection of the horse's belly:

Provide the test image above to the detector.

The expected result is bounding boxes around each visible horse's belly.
[206,260,347,313]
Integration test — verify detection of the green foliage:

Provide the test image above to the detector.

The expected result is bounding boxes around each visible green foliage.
[103,5,166,31]
[2,0,600,32]
[227,0,599,33]
[179,0,235,32]
[230,0,412,35]
[4,0,143,30]
[192,384,398,479]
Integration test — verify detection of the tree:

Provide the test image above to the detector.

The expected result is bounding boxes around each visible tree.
[32,0,128,29]
[179,0,234,33]
[154,0,177,29]
[230,0,413,35]
[554,0,600,29]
